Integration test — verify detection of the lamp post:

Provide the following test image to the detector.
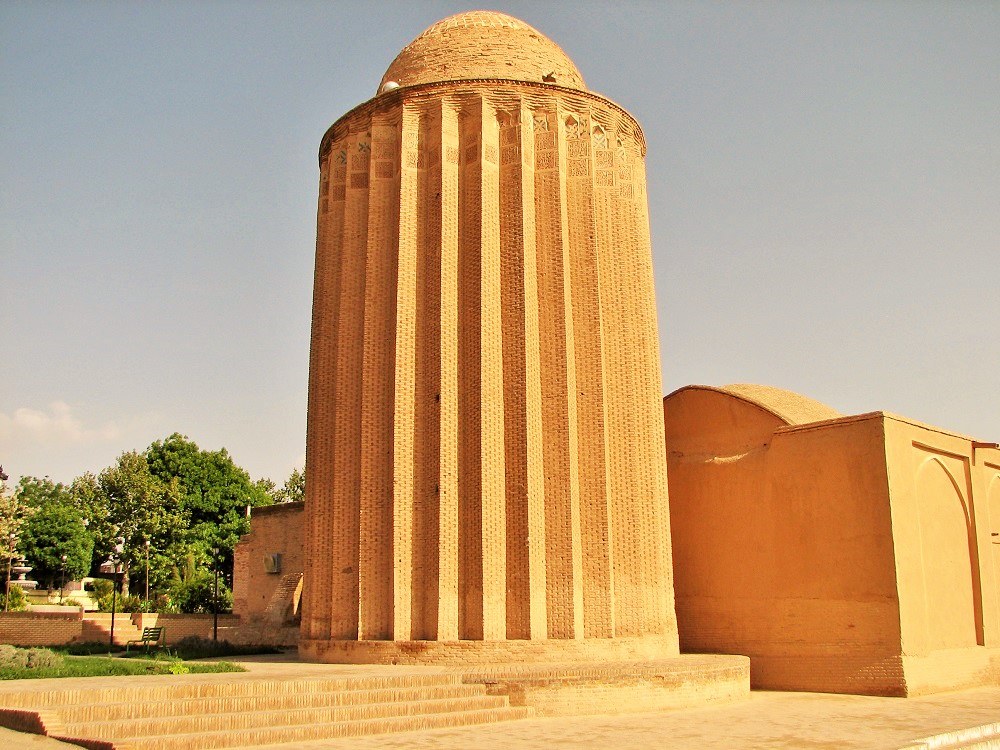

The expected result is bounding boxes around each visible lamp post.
[60,554,67,603]
[211,547,219,641]
[144,539,150,604]
[107,539,124,650]
[4,532,16,612]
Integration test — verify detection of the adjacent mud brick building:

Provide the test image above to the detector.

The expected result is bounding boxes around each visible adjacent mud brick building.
[664,384,1000,696]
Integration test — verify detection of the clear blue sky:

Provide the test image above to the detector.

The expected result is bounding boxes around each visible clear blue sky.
[2,1,998,486]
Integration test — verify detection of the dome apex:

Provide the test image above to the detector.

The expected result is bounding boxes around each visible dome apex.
[379,11,586,94]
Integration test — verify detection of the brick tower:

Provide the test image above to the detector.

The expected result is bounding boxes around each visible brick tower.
[301,11,678,663]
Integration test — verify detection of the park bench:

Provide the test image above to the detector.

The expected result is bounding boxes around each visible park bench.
[125,626,166,654]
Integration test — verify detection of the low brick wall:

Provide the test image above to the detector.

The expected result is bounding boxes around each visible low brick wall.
[132,614,241,644]
[0,611,288,648]
[0,611,84,646]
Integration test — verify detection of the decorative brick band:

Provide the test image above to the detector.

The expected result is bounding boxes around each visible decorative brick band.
[320,80,646,162]
[299,637,680,665]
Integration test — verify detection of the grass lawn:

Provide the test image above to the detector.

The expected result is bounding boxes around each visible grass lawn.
[0,654,244,680]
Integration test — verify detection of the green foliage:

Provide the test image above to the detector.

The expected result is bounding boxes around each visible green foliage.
[12,476,70,511]
[0,653,244,680]
[0,645,62,670]
[91,576,147,613]
[274,467,305,504]
[92,451,186,584]
[4,584,28,611]
[165,554,232,613]
[5,434,276,613]
[169,636,279,660]
[90,578,113,599]
[97,592,145,614]
[0,479,35,571]
[145,434,273,580]
[19,495,93,589]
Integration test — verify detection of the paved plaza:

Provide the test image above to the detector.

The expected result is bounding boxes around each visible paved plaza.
[2,655,997,749]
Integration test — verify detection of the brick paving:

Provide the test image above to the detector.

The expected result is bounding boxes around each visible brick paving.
[2,656,997,749]
[250,686,1000,750]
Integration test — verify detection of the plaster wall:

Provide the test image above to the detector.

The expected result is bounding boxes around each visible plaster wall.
[665,386,1000,696]
[665,388,902,694]
[882,416,1000,693]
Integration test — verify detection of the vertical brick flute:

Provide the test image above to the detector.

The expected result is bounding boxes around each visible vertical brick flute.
[301,11,678,663]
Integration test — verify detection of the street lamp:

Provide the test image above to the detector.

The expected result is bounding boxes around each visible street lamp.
[104,539,125,650]
[144,539,150,604]
[4,532,16,612]
[211,547,219,641]
[60,554,67,603]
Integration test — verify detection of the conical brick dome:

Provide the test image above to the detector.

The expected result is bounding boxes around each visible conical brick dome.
[379,10,586,93]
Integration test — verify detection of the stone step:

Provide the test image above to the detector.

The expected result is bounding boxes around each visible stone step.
[63,694,511,739]
[55,682,487,723]
[0,674,464,709]
[100,706,532,750]
[78,616,144,645]
[3,673,532,750]
[262,573,302,621]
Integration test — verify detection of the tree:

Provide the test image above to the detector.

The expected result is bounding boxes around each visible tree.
[166,553,232,614]
[1,478,35,606]
[145,434,272,580]
[93,451,186,592]
[274,467,305,504]
[11,477,89,591]
[0,478,34,566]
[19,503,92,590]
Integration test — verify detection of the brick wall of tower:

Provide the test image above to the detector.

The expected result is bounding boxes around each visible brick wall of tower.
[302,81,678,659]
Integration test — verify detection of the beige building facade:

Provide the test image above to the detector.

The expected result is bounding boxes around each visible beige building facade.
[664,384,1000,695]
[301,11,678,663]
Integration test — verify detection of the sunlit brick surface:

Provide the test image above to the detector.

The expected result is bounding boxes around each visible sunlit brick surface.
[302,12,677,663]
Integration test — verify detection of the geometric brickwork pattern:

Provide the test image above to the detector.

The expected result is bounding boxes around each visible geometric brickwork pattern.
[302,11,677,661]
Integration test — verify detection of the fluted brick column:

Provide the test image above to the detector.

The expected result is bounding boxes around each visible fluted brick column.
[301,11,679,664]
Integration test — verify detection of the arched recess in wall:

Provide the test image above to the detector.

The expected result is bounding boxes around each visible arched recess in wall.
[988,474,1000,627]
[914,456,981,649]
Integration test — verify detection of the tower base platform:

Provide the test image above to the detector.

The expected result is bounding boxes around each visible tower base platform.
[459,654,750,716]
[300,639,749,717]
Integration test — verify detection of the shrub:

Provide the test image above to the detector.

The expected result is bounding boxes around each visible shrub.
[169,636,278,660]
[25,648,60,669]
[59,642,124,656]
[3,585,28,611]
[0,646,62,670]
[0,645,26,669]
[96,589,145,614]
[167,576,232,614]
[90,579,113,597]
[61,598,82,608]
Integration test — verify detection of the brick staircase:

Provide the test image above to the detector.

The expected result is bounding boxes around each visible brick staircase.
[0,673,532,749]
[261,573,302,625]
[79,614,144,646]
